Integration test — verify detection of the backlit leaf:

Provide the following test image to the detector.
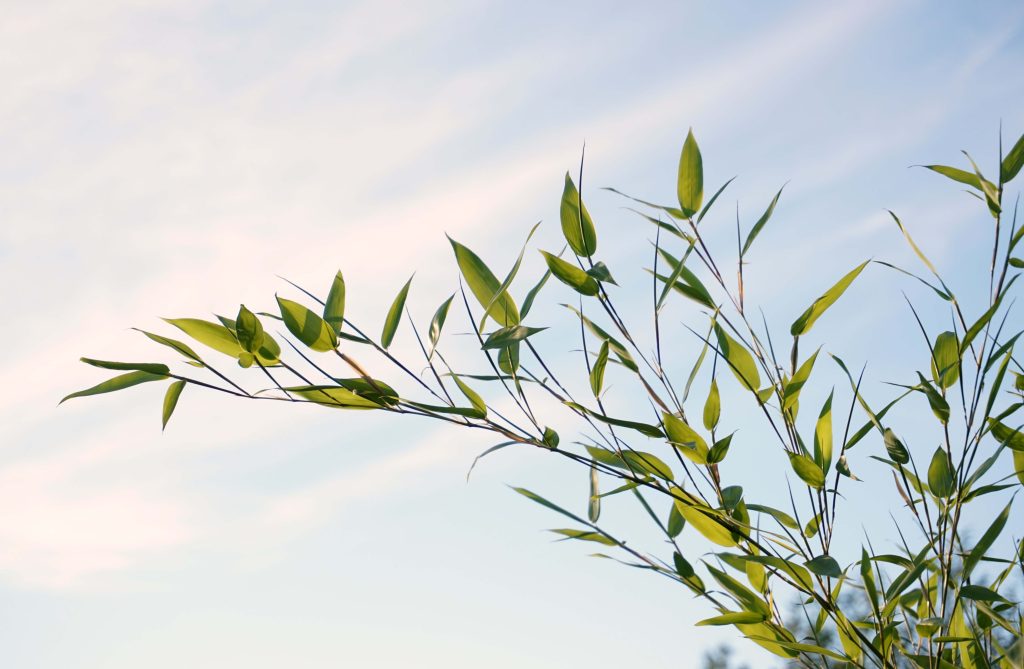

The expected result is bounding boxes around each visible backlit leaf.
[791,261,869,336]
[61,371,167,404]
[277,297,337,352]
[714,324,760,392]
[162,380,185,430]
[323,271,346,336]
[381,276,413,349]
[927,446,955,498]
[788,453,826,489]
[677,128,703,217]
[449,236,520,327]
[560,173,597,257]
[540,251,599,296]
[703,378,720,431]
[663,412,709,463]
[590,339,609,396]
[80,358,169,375]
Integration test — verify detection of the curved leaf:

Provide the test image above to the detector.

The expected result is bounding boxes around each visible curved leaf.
[449,237,520,327]
[560,172,597,257]
[381,276,413,349]
[790,261,869,336]
[276,297,337,352]
[61,371,167,404]
[162,380,186,430]
[540,251,599,296]
[323,271,346,335]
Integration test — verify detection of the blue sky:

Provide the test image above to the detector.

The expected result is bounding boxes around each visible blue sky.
[2,1,1023,667]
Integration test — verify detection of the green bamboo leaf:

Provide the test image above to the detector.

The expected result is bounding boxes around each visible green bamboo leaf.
[497,341,519,374]
[216,316,282,365]
[746,504,799,530]
[520,269,550,319]
[927,447,955,498]
[922,164,989,191]
[563,305,638,372]
[284,385,384,410]
[703,378,721,431]
[135,329,202,363]
[963,501,1010,578]
[788,453,826,489]
[590,339,609,396]
[540,251,599,296]
[883,428,909,464]
[915,373,949,424]
[656,248,715,308]
[805,555,843,578]
[511,486,588,525]
[706,564,770,616]
[697,611,766,626]
[61,371,167,404]
[235,304,264,354]
[549,528,616,545]
[276,297,337,352]
[481,222,542,329]
[585,261,616,285]
[741,185,785,256]
[448,236,520,327]
[481,325,546,350]
[559,173,597,257]
[677,128,703,217]
[1003,130,1024,183]
[427,294,454,357]
[959,585,1007,603]
[931,331,960,388]
[697,176,737,223]
[80,358,170,375]
[165,317,242,359]
[323,271,346,336]
[804,512,823,538]
[452,375,486,417]
[987,420,1024,451]
[744,638,848,662]
[667,503,685,538]
[380,276,413,349]
[790,261,869,336]
[673,489,737,547]
[814,391,834,474]
[1015,450,1024,486]
[407,401,484,418]
[162,380,185,430]
[714,323,760,392]
[706,434,733,464]
[588,465,600,523]
[783,349,819,411]
[566,402,664,438]
[663,412,709,463]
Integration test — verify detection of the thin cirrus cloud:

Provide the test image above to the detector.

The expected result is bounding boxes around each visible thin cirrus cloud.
[0,0,1006,597]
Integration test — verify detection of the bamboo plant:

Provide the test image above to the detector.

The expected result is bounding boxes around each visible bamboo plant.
[65,128,1024,669]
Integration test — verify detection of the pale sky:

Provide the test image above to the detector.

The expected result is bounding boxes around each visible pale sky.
[2,1,1023,667]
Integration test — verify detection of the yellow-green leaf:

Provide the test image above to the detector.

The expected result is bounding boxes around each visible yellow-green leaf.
[703,378,720,431]
[672,488,737,547]
[452,374,486,417]
[788,453,825,489]
[663,412,709,463]
[677,128,703,217]
[381,276,413,349]
[931,331,960,389]
[277,297,337,352]
[165,317,242,359]
[162,380,185,430]
[714,324,760,392]
[61,371,167,404]
[590,339,609,396]
[323,270,346,336]
[560,172,597,257]
[790,261,869,336]
[449,236,520,327]
[540,251,599,296]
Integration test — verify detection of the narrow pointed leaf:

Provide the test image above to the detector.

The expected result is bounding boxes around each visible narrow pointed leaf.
[380,276,413,349]
[590,339,609,396]
[449,237,520,327]
[323,271,346,336]
[540,251,599,296]
[791,261,869,336]
[162,380,186,430]
[61,371,167,403]
[277,297,337,352]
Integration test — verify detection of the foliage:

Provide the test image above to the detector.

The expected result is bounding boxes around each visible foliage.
[66,127,1024,669]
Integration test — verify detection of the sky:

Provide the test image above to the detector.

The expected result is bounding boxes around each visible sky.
[1,1,1023,667]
